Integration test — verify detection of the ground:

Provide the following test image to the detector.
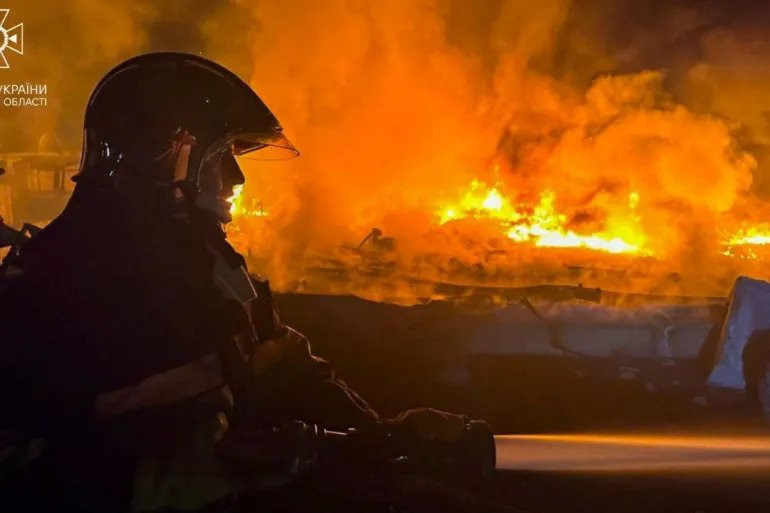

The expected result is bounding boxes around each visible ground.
[276,292,770,512]
[491,466,770,513]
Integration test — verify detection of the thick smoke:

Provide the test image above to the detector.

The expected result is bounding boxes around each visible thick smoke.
[231,0,762,299]
[5,0,770,301]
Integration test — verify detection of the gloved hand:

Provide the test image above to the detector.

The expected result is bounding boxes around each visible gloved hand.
[390,408,467,442]
[249,326,309,375]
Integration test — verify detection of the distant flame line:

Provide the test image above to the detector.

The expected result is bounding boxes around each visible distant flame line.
[226,179,770,260]
[437,181,643,255]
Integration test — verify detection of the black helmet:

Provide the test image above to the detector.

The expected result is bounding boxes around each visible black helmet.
[76,52,297,189]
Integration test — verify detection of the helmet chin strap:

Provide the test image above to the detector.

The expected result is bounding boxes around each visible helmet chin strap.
[173,145,192,198]
[171,130,197,200]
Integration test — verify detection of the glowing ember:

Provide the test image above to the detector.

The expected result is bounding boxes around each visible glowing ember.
[437,181,643,255]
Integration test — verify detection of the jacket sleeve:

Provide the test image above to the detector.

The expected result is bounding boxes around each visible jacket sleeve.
[242,326,381,429]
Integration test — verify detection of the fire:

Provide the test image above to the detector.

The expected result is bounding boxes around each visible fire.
[431,180,770,260]
[438,181,520,225]
[726,226,770,247]
[227,184,243,216]
[228,184,268,218]
[437,181,644,255]
[721,225,770,260]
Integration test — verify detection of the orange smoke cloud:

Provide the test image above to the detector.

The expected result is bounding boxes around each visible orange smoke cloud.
[219,0,765,301]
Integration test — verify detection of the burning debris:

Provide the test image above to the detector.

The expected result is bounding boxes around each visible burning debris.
[436,180,644,255]
[722,225,770,259]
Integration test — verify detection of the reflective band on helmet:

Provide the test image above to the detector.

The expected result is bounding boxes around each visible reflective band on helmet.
[93,353,224,420]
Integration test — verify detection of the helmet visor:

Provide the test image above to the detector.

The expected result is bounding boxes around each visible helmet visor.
[234,132,299,161]
[203,131,299,165]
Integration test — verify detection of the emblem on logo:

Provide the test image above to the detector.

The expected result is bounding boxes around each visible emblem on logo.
[0,9,23,69]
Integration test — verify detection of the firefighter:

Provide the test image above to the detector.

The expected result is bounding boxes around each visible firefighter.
[0,53,471,512]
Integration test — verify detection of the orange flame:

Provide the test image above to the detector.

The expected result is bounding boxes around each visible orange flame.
[437,181,645,255]
[229,184,268,218]
[721,225,770,260]
[725,225,770,247]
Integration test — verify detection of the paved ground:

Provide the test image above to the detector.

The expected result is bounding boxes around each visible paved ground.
[491,433,770,512]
